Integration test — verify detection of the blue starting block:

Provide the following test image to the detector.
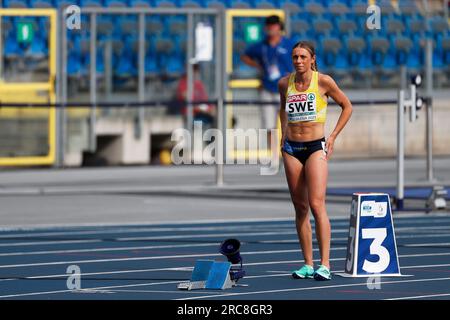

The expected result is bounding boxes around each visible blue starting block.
[337,193,403,278]
[177,260,235,290]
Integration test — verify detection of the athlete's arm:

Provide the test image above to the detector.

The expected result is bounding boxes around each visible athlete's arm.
[320,74,353,159]
[278,76,289,147]
[241,54,261,69]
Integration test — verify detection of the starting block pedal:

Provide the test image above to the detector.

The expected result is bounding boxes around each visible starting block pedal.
[177,260,235,290]
[336,193,403,278]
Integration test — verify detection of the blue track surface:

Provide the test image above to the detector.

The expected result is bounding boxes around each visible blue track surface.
[0,215,450,300]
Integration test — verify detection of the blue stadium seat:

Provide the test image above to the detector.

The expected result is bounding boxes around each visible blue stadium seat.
[129,0,151,7]
[4,34,22,59]
[79,0,102,7]
[441,35,450,67]
[144,52,159,78]
[320,36,348,77]
[112,38,134,77]
[279,0,301,12]
[166,15,187,37]
[255,0,278,9]
[55,0,78,9]
[327,0,350,15]
[30,0,53,8]
[368,34,391,68]
[153,0,176,7]
[429,16,449,40]
[27,35,48,59]
[304,0,325,16]
[118,16,139,37]
[178,0,203,8]
[165,54,184,78]
[204,0,229,8]
[393,35,413,65]
[104,0,128,7]
[229,0,251,8]
[336,16,357,36]
[4,0,28,8]
[146,16,164,37]
[346,35,372,83]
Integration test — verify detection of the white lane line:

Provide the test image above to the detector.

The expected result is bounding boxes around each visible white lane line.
[0,247,345,269]
[1,217,449,238]
[403,243,450,247]
[177,277,450,300]
[0,239,102,248]
[4,260,450,282]
[386,293,450,300]
[0,225,296,239]
[0,269,306,299]
[0,242,221,257]
[1,223,448,242]
[2,244,450,269]
[2,228,450,249]
[1,260,450,299]
[0,217,296,232]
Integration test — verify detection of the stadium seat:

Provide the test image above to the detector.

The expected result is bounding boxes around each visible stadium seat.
[104,0,128,7]
[79,0,102,7]
[290,19,310,35]
[155,36,175,55]
[393,35,413,65]
[229,0,251,9]
[4,34,21,59]
[55,0,76,9]
[429,16,449,39]
[369,35,391,67]
[167,16,187,37]
[337,17,357,36]
[345,35,367,70]
[312,17,333,38]
[204,0,229,9]
[304,0,325,16]
[165,54,184,78]
[4,0,28,8]
[328,0,350,15]
[385,18,406,37]
[321,36,348,79]
[398,0,423,18]
[179,0,203,8]
[146,16,163,37]
[255,0,277,9]
[119,16,138,36]
[30,0,53,8]
[279,0,301,12]
[129,0,151,7]
[97,17,115,40]
[154,0,176,7]
[145,53,159,78]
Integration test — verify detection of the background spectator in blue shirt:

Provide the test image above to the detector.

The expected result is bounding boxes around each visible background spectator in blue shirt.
[241,15,294,135]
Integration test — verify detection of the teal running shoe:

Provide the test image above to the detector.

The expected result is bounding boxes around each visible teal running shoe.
[313,265,332,281]
[292,265,314,279]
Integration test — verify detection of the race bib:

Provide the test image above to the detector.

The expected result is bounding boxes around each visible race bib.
[285,93,317,122]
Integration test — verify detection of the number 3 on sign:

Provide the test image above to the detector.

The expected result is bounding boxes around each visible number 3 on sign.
[362,228,390,273]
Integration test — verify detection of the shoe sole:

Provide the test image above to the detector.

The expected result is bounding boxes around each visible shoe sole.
[313,273,331,281]
[292,273,314,279]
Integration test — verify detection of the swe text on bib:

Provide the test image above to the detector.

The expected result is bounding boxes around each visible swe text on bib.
[285,93,317,122]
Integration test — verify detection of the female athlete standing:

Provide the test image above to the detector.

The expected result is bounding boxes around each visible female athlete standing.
[278,41,353,280]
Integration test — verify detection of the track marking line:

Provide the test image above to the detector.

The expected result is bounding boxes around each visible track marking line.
[177,277,450,300]
[386,293,450,300]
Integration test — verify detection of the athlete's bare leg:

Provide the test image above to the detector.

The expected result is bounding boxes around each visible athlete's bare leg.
[282,151,313,267]
[305,150,331,269]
